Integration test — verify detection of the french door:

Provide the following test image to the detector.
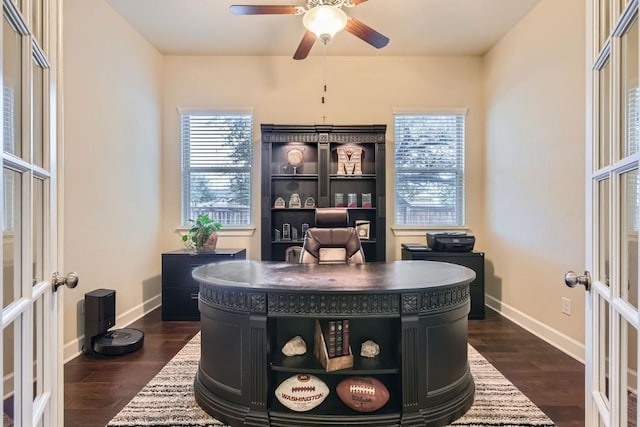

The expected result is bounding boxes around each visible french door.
[1,0,65,425]
[583,0,640,425]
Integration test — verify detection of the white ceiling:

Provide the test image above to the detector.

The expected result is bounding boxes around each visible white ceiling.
[106,0,541,58]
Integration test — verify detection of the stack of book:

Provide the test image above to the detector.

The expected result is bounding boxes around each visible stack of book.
[314,319,353,372]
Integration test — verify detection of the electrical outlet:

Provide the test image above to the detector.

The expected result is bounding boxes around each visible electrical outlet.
[562,297,571,316]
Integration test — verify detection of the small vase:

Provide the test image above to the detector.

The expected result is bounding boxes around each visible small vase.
[202,231,218,252]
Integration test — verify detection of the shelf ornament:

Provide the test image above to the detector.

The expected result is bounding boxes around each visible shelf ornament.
[304,197,316,208]
[289,193,302,208]
[286,146,305,174]
[337,145,363,175]
[281,335,307,356]
[274,197,286,208]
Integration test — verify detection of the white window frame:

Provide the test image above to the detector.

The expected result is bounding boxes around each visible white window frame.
[179,108,254,227]
[392,107,467,229]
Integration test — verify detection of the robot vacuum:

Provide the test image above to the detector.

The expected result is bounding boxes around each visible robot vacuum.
[83,289,144,357]
[92,327,144,356]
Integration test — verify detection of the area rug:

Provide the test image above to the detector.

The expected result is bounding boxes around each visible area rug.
[107,333,556,427]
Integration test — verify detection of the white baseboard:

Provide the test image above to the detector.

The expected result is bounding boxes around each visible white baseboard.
[63,293,162,363]
[485,294,585,364]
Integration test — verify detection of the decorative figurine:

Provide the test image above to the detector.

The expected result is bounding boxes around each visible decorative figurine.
[304,197,316,208]
[274,197,286,208]
[289,193,302,208]
[286,146,305,174]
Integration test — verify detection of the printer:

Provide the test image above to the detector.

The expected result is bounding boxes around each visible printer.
[426,232,475,252]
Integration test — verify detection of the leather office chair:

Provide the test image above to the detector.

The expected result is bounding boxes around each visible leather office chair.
[299,208,365,265]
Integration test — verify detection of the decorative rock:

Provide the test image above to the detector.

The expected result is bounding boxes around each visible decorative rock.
[360,340,380,358]
[282,335,307,356]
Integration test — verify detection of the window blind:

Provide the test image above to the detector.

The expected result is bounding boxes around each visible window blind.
[181,112,253,226]
[3,86,15,232]
[394,113,465,226]
[626,87,640,231]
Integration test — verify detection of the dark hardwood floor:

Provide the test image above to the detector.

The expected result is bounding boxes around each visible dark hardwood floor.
[64,307,585,427]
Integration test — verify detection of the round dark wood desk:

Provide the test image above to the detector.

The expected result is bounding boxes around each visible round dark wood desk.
[193,260,476,427]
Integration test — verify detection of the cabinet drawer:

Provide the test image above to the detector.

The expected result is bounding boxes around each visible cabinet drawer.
[162,287,200,321]
[162,258,212,285]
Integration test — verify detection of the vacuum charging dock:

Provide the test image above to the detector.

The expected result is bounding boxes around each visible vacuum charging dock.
[83,289,144,357]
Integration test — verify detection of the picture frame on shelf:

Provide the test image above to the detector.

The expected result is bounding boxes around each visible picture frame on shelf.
[347,193,357,208]
[355,220,370,240]
[361,193,372,208]
[282,223,291,241]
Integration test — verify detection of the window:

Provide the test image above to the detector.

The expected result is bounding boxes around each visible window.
[394,111,466,226]
[180,110,253,226]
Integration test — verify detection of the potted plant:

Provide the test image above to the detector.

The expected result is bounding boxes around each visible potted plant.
[182,214,222,252]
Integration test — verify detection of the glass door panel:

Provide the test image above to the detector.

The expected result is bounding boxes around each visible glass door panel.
[620,17,639,158]
[32,178,43,285]
[31,0,43,45]
[621,169,639,308]
[3,325,16,426]
[32,61,44,168]
[597,294,611,406]
[598,60,611,169]
[622,318,638,425]
[3,15,23,158]
[599,178,611,287]
[598,0,612,51]
[3,169,21,308]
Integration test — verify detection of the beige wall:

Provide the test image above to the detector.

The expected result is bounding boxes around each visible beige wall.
[63,0,163,358]
[160,56,486,260]
[482,0,586,358]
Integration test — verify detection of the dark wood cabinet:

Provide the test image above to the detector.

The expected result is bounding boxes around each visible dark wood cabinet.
[161,248,246,320]
[401,246,485,319]
[260,124,386,262]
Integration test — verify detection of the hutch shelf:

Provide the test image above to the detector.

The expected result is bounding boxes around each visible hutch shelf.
[261,124,386,262]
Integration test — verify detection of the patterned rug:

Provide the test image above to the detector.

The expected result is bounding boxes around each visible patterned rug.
[107,333,556,427]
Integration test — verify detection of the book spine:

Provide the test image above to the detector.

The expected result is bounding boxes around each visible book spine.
[342,319,350,356]
[327,320,336,358]
[335,321,343,356]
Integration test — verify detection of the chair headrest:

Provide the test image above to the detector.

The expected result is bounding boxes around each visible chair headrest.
[315,208,349,228]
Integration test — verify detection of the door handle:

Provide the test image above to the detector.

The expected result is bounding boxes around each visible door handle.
[52,271,79,292]
[564,270,591,291]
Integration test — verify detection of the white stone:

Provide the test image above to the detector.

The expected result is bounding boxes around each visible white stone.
[360,339,380,358]
[281,335,307,356]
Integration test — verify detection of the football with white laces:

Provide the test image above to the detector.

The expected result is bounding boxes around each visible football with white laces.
[336,376,390,412]
[275,374,330,412]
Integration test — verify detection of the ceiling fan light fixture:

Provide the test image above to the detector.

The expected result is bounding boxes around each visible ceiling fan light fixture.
[303,5,348,43]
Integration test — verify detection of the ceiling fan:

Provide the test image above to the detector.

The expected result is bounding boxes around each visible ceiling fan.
[229,0,390,60]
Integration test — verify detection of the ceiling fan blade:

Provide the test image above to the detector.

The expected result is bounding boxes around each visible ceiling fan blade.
[229,5,300,15]
[345,18,389,49]
[345,0,368,5]
[293,31,317,60]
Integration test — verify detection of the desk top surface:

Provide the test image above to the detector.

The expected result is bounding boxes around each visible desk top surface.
[193,260,475,292]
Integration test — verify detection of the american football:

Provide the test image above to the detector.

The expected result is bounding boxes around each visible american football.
[275,374,330,412]
[336,376,390,412]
